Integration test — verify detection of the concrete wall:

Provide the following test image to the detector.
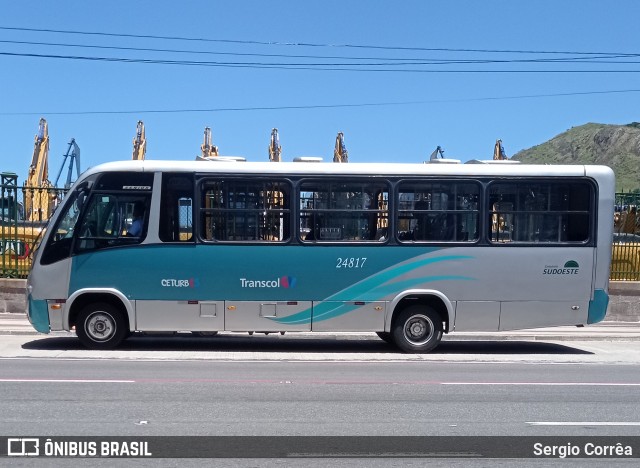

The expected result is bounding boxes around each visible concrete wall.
[0,278,26,315]
[1,278,639,322]
[608,282,640,322]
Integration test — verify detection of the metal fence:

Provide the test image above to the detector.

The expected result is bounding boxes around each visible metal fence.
[1,173,68,278]
[615,192,640,209]
[612,192,640,280]
[2,180,640,280]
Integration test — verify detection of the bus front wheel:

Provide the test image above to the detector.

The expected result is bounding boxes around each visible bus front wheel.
[392,305,443,353]
[76,303,128,350]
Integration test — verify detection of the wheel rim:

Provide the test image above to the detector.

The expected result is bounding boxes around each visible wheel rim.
[84,311,117,342]
[402,314,434,346]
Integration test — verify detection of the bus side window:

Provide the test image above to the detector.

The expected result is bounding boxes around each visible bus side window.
[75,195,151,252]
[200,179,290,242]
[397,181,479,243]
[488,182,592,244]
[299,180,389,243]
[160,174,194,242]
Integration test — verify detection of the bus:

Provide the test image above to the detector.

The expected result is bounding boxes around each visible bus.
[26,159,615,352]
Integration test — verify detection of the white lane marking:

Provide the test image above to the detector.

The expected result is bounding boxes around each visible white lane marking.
[527,422,640,426]
[442,382,640,386]
[0,379,134,383]
[2,378,639,386]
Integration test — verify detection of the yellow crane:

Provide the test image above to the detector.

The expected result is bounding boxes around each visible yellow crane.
[2,119,50,275]
[24,118,55,221]
[493,139,507,160]
[268,128,282,162]
[132,121,146,160]
[201,126,219,158]
[333,132,348,163]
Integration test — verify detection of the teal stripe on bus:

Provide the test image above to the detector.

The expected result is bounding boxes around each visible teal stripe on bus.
[268,255,475,325]
[327,255,474,301]
[69,245,455,302]
[27,296,50,333]
[588,289,609,324]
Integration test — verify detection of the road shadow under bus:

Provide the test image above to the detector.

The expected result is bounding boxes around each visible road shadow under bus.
[21,332,593,355]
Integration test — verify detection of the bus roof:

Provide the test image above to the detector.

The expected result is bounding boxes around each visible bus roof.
[79,159,614,181]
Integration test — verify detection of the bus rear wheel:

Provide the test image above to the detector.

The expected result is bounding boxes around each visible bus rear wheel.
[392,305,443,353]
[76,303,127,350]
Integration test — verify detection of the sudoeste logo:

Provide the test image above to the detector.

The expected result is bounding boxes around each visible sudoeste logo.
[240,276,297,288]
[543,261,580,275]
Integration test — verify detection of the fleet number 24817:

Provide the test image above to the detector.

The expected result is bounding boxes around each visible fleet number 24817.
[335,257,367,269]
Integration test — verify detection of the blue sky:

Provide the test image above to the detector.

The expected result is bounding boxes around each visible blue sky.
[1,0,639,183]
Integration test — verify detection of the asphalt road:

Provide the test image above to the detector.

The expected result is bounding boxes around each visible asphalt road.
[1,335,639,465]
[2,356,640,436]
[1,332,640,363]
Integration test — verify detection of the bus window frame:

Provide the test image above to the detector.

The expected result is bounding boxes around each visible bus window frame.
[159,172,196,243]
[297,177,391,244]
[73,190,152,253]
[196,175,294,245]
[485,177,597,247]
[395,178,482,245]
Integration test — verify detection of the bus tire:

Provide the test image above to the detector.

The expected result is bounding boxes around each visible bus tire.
[391,305,443,353]
[76,302,128,350]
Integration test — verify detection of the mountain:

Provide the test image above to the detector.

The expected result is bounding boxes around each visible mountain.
[511,123,640,192]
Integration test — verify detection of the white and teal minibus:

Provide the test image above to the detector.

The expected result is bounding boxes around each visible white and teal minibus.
[26,159,614,352]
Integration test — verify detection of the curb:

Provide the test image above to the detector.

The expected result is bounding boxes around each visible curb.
[1,330,638,342]
[442,334,639,342]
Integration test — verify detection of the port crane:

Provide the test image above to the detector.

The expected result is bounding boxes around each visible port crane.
[429,146,445,161]
[333,132,348,163]
[201,127,219,159]
[132,121,146,160]
[493,139,507,160]
[268,128,282,162]
[24,118,55,221]
[54,139,81,189]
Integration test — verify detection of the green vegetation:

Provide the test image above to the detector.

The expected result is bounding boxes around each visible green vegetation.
[512,123,640,192]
